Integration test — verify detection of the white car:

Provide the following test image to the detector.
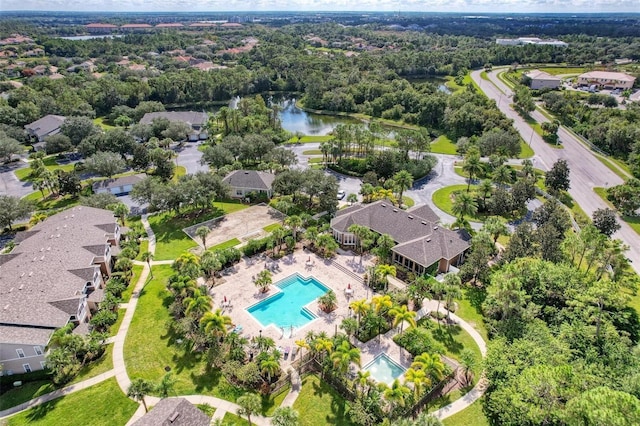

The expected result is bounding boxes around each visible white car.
[337,190,346,200]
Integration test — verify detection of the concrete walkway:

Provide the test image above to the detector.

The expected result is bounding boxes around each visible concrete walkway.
[0,371,115,419]
[420,299,488,420]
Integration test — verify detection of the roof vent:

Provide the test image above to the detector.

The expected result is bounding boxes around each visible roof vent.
[426,238,431,242]
[381,204,386,207]
[408,215,413,219]
[20,272,25,277]
[56,234,60,238]
[9,287,14,292]
[421,221,427,225]
[40,255,45,261]
[29,271,33,276]
[433,226,438,230]
[19,284,24,290]
[47,247,51,251]
[40,247,44,252]
[169,412,180,422]
[393,209,398,212]
[33,257,37,262]
[71,214,74,218]
[3,304,9,310]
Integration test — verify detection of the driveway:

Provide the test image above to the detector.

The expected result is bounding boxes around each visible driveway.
[473,69,640,272]
[174,142,209,174]
[0,161,33,198]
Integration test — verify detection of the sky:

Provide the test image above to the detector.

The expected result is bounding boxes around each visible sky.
[2,0,639,13]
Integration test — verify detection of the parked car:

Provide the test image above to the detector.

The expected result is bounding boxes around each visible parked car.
[337,190,346,200]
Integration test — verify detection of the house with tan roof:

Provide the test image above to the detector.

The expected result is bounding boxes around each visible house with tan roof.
[86,23,118,34]
[0,206,122,375]
[330,201,470,275]
[139,111,208,141]
[222,170,276,199]
[525,70,562,90]
[577,71,636,90]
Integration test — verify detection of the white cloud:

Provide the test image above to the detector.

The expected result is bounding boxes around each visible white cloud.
[3,0,639,13]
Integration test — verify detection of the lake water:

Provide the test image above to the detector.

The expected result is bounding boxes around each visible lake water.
[59,35,124,40]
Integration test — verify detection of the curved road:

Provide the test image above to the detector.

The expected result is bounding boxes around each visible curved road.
[472,69,640,273]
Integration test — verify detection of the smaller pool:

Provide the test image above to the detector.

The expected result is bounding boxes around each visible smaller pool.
[363,354,406,385]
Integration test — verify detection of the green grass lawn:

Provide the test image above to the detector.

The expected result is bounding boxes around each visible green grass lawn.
[4,378,137,426]
[430,322,482,379]
[0,381,55,411]
[518,141,535,158]
[93,117,116,130]
[288,135,333,144]
[14,156,76,182]
[70,344,114,385]
[538,66,586,75]
[431,184,483,222]
[148,201,248,260]
[442,399,489,426]
[402,196,415,208]
[597,156,631,181]
[124,265,245,401]
[593,187,640,236]
[263,223,282,233]
[208,238,241,252]
[222,412,250,425]
[308,157,324,164]
[172,166,187,182]
[23,190,81,212]
[293,375,352,426]
[455,287,488,342]
[262,385,290,416]
[302,149,322,155]
[431,135,458,155]
[135,240,149,261]
[110,309,126,337]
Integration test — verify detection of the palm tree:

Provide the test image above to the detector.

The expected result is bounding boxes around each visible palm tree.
[318,290,338,313]
[195,226,210,248]
[273,199,293,224]
[483,216,509,245]
[462,153,483,192]
[443,273,462,320]
[330,340,361,374]
[479,179,494,210]
[172,252,201,279]
[295,339,309,360]
[184,290,212,318]
[260,355,280,382]
[199,309,232,339]
[393,170,413,206]
[284,215,303,242]
[375,234,395,263]
[355,370,372,396]
[459,349,477,386]
[405,367,431,399]
[236,394,261,425]
[371,294,393,315]
[200,251,222,286]
[349,299,370,329]
[155,372,176,398]
[272,407,300,426]
[411,353,446,383]
[360,183,375,203]
[374,264,396,292]
[430,280,446,326]
[29,213,47,226]
[313,337,333,362]
[127,378,153,412]
[111,203,129,226]
[452,192,478,221]
[140,251,154,269]
[389,304,417,334]
[383,379,411,410]
[254,269,272,293]
[114,258,133,280]
[492,165,512,187]
[272,227,286,254]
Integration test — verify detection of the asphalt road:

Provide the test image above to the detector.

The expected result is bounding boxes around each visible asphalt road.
[0,161,33,197]
[472,69,640,272]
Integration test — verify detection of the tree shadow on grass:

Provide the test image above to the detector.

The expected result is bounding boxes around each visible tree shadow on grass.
[431,325,464,355]
[464,287,486,313]
[310,377,351,425]
[25,397,60,422]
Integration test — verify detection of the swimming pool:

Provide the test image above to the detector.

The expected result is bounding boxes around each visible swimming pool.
[363,354,406,385]
[246,273,330,329]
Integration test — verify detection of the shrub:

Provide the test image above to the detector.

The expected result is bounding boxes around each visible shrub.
[90,309,117,332]
[393,327,445,356]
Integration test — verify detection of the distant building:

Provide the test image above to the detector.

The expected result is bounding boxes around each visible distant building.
[0,206,122,375]
[131,398,210,426]
[577,71,635,90]
[139,111,208,141]
[156,23,184,29]
[525,70,562,90]
[121,24,153,33]
[92,174,146,196]
[496,37,567,47]
[24,114,66,149]
[222,170,276,199]
[86,23,118,34]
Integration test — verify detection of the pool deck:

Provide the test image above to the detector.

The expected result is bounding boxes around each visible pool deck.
[211,248,375,366]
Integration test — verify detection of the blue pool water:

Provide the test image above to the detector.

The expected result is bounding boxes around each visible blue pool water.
[363,354,406,385]
[247,273,330,328]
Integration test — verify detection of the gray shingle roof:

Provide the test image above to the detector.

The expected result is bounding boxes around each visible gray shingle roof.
[0,206,118,347]
[330,200,470,268]
[139,111,207,128]
[0,325,55,345]
[131,398,211,426]
[24,115,66,141]
[92,174,145,192]
[222,170,275,191]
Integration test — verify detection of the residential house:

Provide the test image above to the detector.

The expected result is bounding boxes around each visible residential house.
[131,398,210,426]
[85,23,118,34]
[24,114,66,150]
[222,170,276,199]
[121,24,153,33]
[330,201,470,275]
[0,206,122,375]
[92,174,146,196]
[525,69,562,90]
[139,111,208,141]
[577,71,636,90]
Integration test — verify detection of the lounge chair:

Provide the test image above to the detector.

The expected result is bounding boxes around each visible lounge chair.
[291,347,298,359]
[284,346,290,356]
[233,325,243,334]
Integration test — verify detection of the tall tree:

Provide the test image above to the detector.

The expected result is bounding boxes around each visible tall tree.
[127,378,153,413]
[85,151,126,178]
[545,159,571,194]
[0,195,34,231]
[452,191,478,221]
[592,208,621,237]
[393,170,413,206]
[236,394,262,426]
